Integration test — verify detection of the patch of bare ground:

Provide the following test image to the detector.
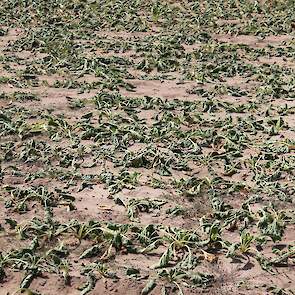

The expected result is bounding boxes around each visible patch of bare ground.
[213,34,294,48]
[120,79,203,101]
